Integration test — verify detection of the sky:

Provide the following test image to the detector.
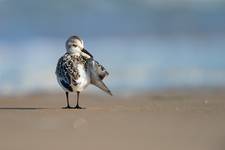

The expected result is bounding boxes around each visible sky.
[0,0,224,38]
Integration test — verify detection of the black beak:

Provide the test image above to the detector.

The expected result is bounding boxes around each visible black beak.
[82,48,93,58]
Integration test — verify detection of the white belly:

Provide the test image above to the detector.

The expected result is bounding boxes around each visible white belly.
[73,64,90,92]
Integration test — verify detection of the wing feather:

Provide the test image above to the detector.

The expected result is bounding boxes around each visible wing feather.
[87,59,112,95]
[56,53,81,91]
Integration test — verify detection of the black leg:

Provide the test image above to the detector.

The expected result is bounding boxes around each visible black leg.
[63,92,72,109]
[74,91,83,109]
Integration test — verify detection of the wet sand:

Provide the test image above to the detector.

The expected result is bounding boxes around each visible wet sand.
[0,89,225,150]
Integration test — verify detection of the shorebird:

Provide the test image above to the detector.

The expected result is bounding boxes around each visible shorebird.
[56,36,112,109]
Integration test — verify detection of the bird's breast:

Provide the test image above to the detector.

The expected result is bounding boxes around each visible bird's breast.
[72,64,90,91]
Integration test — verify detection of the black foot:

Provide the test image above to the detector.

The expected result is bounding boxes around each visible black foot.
[62,106,73,109]
[74,105,85,109]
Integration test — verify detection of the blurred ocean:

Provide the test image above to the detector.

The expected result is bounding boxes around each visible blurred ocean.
[0,0,225,95]
[1,35,225,95]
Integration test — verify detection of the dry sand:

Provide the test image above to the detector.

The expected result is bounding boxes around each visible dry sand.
[0,89,225,150]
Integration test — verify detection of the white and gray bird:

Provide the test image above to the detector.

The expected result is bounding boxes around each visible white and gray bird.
[55,35,112,109]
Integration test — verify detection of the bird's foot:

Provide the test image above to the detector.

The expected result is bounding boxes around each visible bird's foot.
[74,105,85,109]
[62,105,73,109]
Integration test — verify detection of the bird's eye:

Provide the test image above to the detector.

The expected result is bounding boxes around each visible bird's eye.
[72,44,77,47]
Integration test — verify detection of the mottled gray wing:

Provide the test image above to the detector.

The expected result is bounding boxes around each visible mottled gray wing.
[87,59,109,80]
[56,55,79,92]
[87,59,112,95]
[96,61,109,80]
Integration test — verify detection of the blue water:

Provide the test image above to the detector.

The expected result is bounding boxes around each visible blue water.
[0,35,225,95]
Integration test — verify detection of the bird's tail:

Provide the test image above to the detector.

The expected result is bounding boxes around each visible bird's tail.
[91,80,112,96]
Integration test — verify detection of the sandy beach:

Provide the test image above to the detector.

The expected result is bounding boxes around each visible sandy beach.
[0,89,225,150]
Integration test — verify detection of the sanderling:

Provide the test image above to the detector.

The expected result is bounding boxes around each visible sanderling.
[56,35,112,109]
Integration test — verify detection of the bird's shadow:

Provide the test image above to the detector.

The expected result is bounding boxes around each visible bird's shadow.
[0,107,48,110]
[0,107,87,110]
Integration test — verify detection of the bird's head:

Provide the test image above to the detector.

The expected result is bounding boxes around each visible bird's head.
[65,35,84,54]
[65,35,92,59]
